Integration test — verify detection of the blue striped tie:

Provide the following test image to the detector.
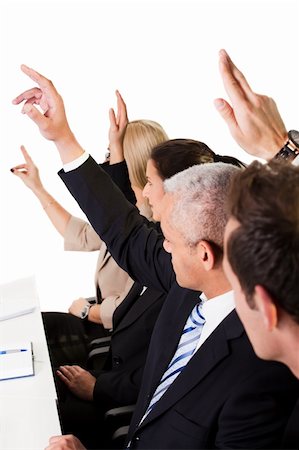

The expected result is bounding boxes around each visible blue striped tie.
[140,301,205,423]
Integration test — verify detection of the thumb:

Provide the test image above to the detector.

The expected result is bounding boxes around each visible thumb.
[214,98,238,130]
[109,107,118,130]
[21,103,49,130]
[11,167,28,182]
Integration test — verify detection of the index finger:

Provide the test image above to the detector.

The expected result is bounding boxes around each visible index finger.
[20,145,33,164]
[219,49,252,104]
[116,90,128,124]
[21,64,57,91]
[20,64,60,109]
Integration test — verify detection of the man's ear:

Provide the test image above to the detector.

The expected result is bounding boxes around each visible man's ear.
[197,241,215,271]
[254,285,278,331]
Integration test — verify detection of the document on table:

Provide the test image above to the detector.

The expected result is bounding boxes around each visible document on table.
[0,341,34,381]
[0,276,37,320]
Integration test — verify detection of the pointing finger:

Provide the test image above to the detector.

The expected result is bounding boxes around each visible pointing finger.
[20,145,33,164]
[20,64,57,92]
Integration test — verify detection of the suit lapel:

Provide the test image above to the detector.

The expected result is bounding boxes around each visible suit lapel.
[137,288,201,412]
[138,310,243,429]
[113,287,165,333]
[112,282,144,329]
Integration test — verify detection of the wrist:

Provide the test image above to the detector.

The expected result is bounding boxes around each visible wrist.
[80,302,92,320]
[55,131,85,164]
[87,304,102,324]
[108,143,125,164]
[273,130,299,162]
[258,133,288,162]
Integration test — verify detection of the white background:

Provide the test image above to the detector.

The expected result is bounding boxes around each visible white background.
[0,0,298,311]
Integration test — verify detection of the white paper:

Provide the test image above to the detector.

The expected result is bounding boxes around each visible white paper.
[0,341,34,381]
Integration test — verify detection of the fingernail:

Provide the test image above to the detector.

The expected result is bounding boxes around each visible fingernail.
[22,104,32,114]
[214,99,225,110]
[10,168,14,172]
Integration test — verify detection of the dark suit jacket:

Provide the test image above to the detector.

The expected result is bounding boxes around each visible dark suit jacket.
[93,282,167,408]
[59,156,299,449]
[282,398,299,449]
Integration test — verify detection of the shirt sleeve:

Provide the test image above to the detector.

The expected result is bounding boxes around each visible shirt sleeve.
[63,152,89,172]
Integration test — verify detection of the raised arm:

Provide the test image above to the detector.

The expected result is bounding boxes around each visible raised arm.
[214,49,288,161]
[11,145,71,236]
[13,66,173,292]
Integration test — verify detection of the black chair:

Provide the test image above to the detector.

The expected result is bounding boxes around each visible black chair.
[86,335,111,370]
[104,404,136,449]
[86,336,135,448]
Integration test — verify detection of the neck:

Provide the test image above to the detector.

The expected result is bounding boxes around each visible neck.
[278,322,299,379]
[132,186,144,209]
[202,271,232,300]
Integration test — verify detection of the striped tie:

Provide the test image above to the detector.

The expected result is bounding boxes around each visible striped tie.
[140,301,205,423]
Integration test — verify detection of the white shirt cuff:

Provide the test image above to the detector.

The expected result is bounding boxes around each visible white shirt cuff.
[63,152,89,172]
[291,155,299,166]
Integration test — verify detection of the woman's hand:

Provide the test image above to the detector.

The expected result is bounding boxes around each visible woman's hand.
[108,90,128,164]
[11,145,44,193]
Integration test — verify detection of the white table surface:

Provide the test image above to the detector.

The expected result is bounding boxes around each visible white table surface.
[0,277,61,449]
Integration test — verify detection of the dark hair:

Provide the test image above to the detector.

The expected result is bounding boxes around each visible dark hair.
[226,160,299,324]
[150,138,245,180]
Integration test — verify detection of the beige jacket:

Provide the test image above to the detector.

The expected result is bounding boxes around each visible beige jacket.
[64,202,152,329]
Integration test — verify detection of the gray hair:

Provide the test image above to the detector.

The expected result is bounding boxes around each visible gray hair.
[164,162,240,248]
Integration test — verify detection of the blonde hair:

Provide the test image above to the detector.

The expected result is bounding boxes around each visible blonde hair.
[123,120,168,190]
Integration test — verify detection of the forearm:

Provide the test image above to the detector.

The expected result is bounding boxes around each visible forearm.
[88,304,103,324]
[101,160,136,205]
[55,131,85,165]
[59,156,173,292]
[109,142,125,164]
[99,291,133,329]
[32,185,71,237]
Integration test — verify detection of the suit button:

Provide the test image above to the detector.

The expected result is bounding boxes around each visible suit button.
[113,356,121,366]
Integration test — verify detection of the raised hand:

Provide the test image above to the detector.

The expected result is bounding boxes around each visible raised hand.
[13,65,84,164]
[214,49,287,161]
[11,145,44,193]
[57,365,96,401]
[108,90,128,164]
